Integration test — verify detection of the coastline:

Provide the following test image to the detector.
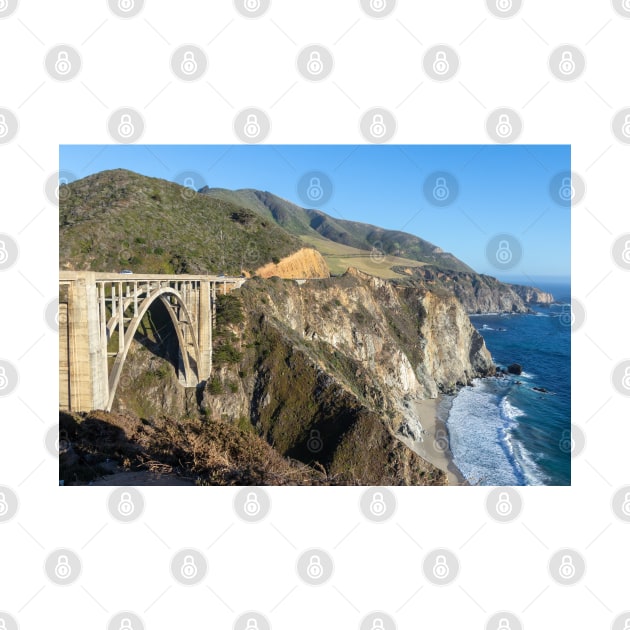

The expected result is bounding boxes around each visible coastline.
[407,396,467,486]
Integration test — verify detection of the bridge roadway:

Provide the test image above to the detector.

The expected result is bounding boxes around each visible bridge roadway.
[59,271,245,412]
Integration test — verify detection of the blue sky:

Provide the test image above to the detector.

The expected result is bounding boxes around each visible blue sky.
[60,144,570,282]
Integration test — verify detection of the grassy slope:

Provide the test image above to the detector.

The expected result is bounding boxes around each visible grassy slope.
[59,170,304,274]
[301,234,425,278]
[199,188,475,274]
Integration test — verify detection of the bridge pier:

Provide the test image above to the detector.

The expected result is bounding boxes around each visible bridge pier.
[60,272,109,412]
[198,281,212,380]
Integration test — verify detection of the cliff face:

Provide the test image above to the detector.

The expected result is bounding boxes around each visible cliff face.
[254,247,330,279]
[199,269,494,484]
[508,283,554,305]
[394,266,554,313]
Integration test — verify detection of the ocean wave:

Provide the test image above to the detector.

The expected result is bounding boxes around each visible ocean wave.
[446,379,547,486]
[501,397,525,420]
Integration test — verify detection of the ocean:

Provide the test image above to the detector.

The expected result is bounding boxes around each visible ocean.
[443,283,571,486]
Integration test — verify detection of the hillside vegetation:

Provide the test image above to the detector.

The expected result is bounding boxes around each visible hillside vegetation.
[199,187,474,273]
[59,170,304,274]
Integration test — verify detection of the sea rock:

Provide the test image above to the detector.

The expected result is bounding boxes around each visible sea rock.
[507,363,523,375]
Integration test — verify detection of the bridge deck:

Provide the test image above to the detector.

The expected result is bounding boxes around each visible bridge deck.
[60,271,245,283]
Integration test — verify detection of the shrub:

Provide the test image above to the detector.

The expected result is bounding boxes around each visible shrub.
[207,377,223,395]
[214,343,242,364]
[216,294,244,326]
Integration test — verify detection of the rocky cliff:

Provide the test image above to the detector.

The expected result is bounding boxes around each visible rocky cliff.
[394,265,554,314]
[508,283,554,305]
[199,269,494,484]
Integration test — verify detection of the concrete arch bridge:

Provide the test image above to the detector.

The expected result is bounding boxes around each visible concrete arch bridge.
[59,272,245,412]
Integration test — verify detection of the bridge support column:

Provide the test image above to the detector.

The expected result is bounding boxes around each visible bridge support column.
[198,281,212,381]
[66,273,108,411]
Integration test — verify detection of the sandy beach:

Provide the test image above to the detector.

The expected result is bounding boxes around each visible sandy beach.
[408,397,467,486]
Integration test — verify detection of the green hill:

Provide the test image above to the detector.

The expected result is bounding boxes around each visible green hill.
[199,187,474,273]
[59,170,304,274]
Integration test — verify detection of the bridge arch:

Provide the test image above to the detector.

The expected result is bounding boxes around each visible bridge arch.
[106,286,201,412]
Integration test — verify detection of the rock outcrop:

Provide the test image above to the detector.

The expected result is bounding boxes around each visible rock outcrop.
[200,269,494,484]
[254,247,330,279]
[508,283,554,305]
[393,265,554,313]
